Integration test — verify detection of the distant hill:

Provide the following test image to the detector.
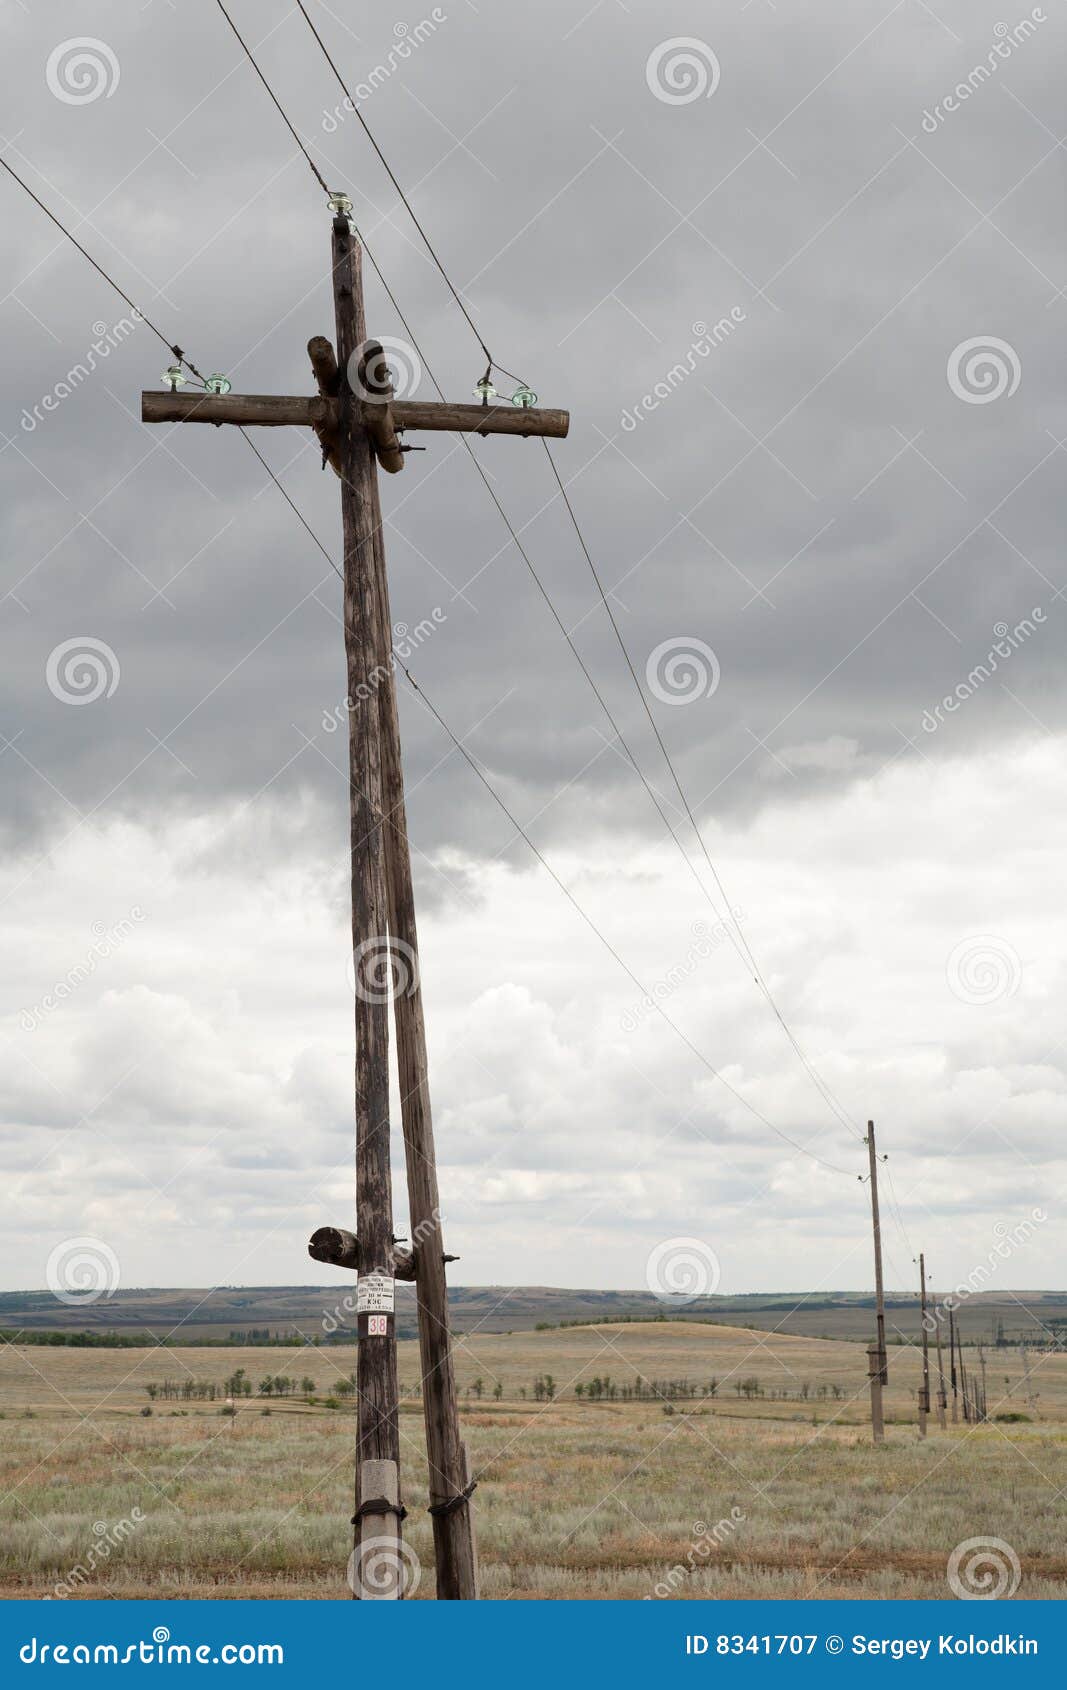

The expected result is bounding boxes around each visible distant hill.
[1,1284,1064,1346]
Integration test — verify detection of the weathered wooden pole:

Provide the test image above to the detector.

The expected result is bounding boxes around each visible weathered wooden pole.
[933,1301,948,1431]
[366,465,480,1599]
[332,210,403,1595]
[948,1306,959,1422]
[917,1252,930,1438]
[864,1121,888,1444]
[139,204,568,1602]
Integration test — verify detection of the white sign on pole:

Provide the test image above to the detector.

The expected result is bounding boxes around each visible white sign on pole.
[357,1273,395,1314]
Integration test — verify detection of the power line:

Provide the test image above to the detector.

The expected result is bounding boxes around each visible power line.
[0,154,207,386]
[238,433,856,1177]
[293,0,523,388]
[540,442,863,1142]
[236,3,862,1148]
[213,0,330,195]
[0,95,857,1181]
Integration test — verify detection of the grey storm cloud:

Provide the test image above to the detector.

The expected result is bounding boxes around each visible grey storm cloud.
[2,0,1064,859]
[2,0,1066,1293]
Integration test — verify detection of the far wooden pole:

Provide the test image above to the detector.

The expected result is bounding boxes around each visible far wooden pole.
[933,1302,948,1431]
[948,1306,959,1422]
[333,211,402,1592]
[865,1121,887,1444]
[917,1252,930,1438]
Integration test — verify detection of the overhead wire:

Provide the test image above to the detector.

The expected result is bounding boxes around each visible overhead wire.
[290,0,525,387]
[0,154,208,386]
[0,58,859,1182]
[267,3,863,1144]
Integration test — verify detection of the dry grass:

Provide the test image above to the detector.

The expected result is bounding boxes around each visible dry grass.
[2,1322,1065,1600]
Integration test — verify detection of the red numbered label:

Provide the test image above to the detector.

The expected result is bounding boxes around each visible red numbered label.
[367,1314,388,1336]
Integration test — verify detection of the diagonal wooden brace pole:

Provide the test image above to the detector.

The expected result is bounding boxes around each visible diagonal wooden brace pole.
[366,464,479,1599]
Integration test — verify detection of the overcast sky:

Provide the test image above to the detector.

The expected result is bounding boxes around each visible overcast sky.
[1,0,1064,1302]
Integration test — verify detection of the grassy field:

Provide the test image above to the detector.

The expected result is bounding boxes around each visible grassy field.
[2,1321,1065,1600]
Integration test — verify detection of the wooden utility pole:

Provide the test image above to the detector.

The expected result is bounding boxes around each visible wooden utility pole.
[142,204,568,1601]
[948,1307,959,1423]
[864,1121,888,1444]
[977,1343,989,1423]
[932,1300,948,1431]
[955,1317,971,1423]
[917,1252,930,1438]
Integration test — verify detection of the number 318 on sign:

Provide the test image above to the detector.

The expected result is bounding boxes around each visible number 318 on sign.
[367,1315,388,1336]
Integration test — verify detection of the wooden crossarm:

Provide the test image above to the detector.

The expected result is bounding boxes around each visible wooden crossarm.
[141,390,570,438]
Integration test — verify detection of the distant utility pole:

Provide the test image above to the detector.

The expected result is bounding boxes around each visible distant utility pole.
[917,1253,931,1439]
[955,1318,971,1423]
[142,203,568,1601]
[948,1307,959,1423]
[977,1343,989,1423]
[932,1300,948,1431]
[864,1121,888,1444]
